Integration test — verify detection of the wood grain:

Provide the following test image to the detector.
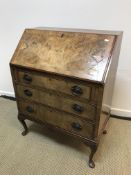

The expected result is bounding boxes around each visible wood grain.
[11,29,116,83]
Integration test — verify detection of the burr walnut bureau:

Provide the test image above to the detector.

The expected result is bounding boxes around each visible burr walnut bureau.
[10,27,123,168]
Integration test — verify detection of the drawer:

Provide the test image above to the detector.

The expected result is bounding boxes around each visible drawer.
[16,85,95,120]
[18,100,93,139]
[17,70,91,101]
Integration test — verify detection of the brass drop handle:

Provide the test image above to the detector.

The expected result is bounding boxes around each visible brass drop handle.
[26,106,34,113]
[71,122,82,131]
[23,74,32,83]
[72,104,84,113]
[71,86,83,96]
[24,89,32,97]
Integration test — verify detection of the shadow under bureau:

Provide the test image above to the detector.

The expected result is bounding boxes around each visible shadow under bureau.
[10,27,123,168]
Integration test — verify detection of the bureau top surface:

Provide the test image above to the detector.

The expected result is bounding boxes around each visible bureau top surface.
[11,28,116,83]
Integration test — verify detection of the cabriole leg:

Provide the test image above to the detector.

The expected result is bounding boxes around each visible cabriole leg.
[88,145,97,168]
[18,117,28,136]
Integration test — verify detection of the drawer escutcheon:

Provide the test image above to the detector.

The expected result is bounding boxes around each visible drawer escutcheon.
[71,85,83,96]
[72,104,84,113]
[26,106,34,113]
[24,89,33,97]
[71,122,82,131]
[23,74,32,83]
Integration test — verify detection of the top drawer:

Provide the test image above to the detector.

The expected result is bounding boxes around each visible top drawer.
[17,70,92,101]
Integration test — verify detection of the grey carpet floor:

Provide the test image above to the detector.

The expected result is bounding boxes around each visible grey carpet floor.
[0,97,131,175]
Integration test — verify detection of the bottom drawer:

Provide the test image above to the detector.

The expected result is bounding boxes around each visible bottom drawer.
[18,100,94,139]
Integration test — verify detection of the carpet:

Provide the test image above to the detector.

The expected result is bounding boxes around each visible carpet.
[0,97,131,175]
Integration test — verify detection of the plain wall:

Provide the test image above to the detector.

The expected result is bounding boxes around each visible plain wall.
[0,0,131,117]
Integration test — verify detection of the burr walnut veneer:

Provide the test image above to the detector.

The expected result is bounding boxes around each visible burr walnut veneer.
[10,27,122,168]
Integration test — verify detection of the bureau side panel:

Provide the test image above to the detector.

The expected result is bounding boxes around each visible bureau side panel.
[98,33,123,137]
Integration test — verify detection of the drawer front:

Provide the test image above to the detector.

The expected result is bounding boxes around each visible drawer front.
[16,85,95,120]
[17,70,91,100]
[18,100,93,139]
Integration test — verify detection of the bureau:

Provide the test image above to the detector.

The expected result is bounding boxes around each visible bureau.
[10,28,123,168]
